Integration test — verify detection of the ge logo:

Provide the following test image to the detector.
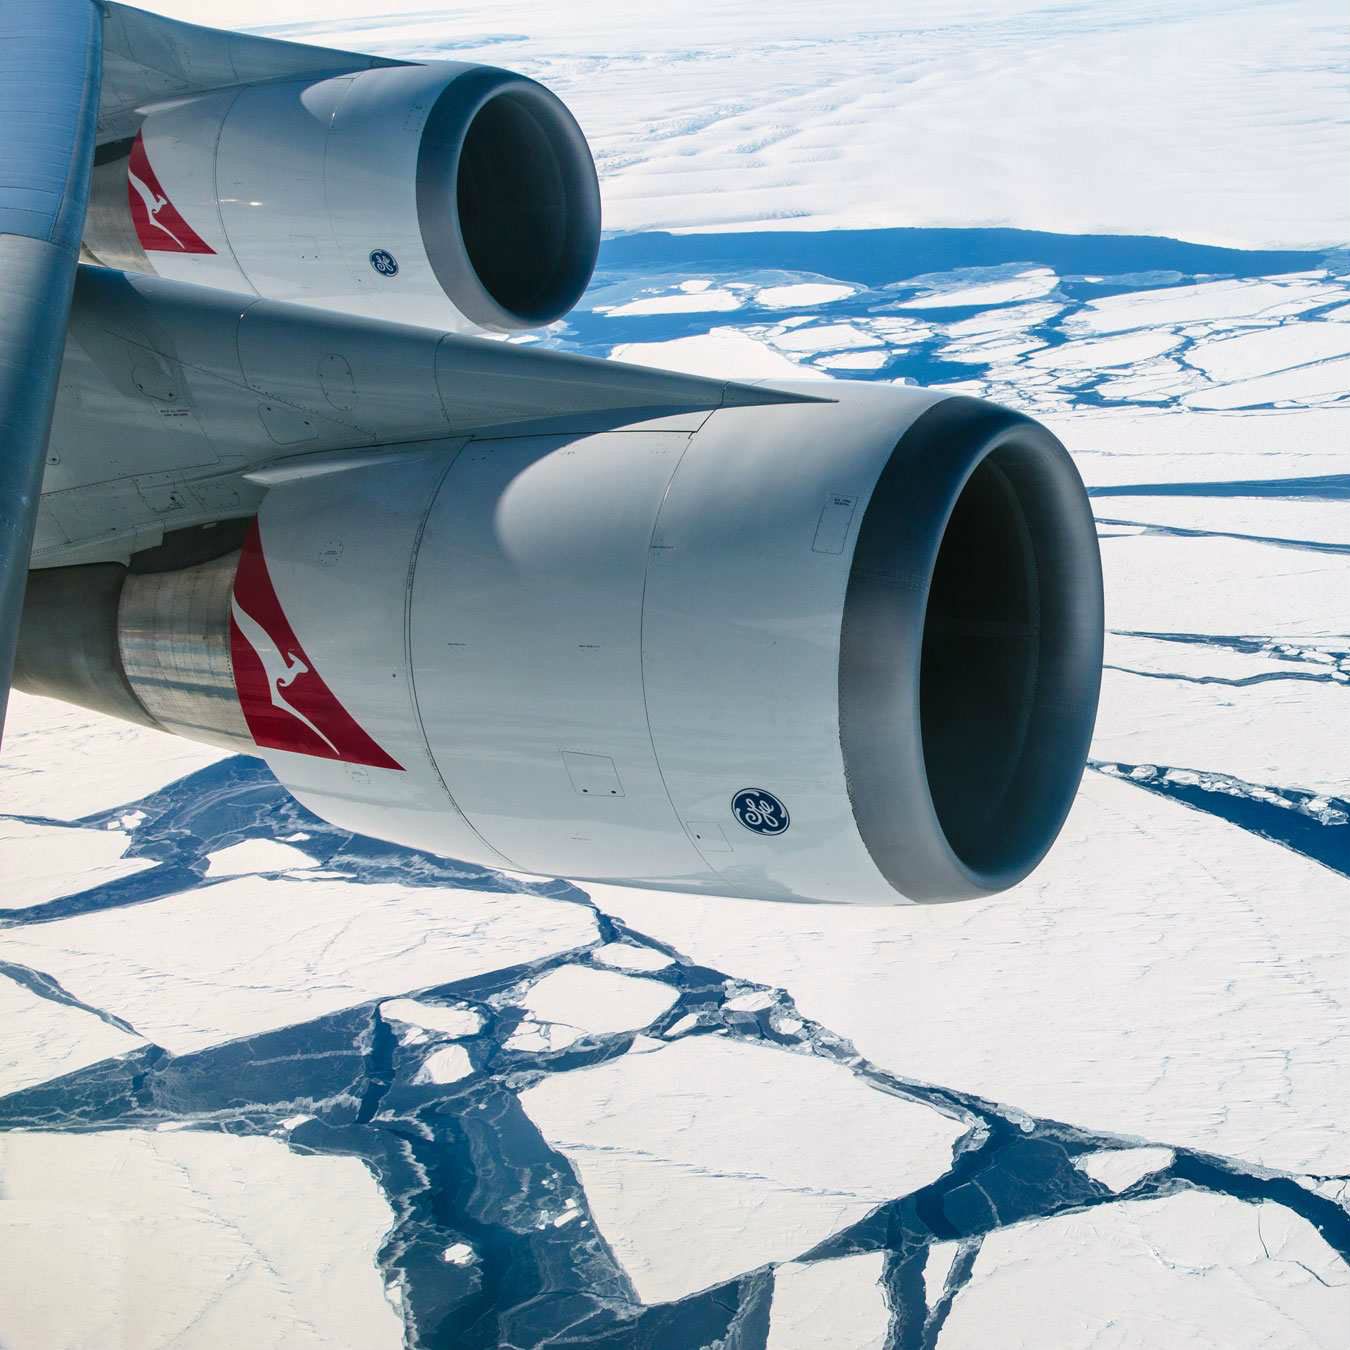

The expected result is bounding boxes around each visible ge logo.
[369,249,399,277]
[732,789,790,836]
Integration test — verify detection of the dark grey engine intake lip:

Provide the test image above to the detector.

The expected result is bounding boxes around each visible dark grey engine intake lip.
[418,66,601,332]
[839,396,1104,902]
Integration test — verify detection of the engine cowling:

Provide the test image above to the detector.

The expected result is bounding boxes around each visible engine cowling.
[83,63,601,333]
[19,387,1104,905]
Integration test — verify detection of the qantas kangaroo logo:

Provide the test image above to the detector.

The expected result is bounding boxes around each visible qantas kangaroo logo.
[127,131,216,255]
[229,521,403,770]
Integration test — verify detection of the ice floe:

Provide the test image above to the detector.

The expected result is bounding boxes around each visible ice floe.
[940,1193,1350,1348]
[767,1253,888,1349]
[1,692,226,818]
[0,878,597,1055]
[505,963,678,1052]
[203,838,316,877]
[1073,1146,1176,1193]
[0,974,144,1098]
[0,1130,402,1350]
[520,1034,965,1302]
[0,820,155,911]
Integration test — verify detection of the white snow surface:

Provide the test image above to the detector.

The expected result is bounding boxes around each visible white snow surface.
[380,997,484,1037]
[520,1034,965,1303]
[0,878,597,1055]
[134,1,1350,249]
[1073,1147,1176,1194]
[940,1192,1350,1349]
[0,976,144,1099]
[755,283,856,308]
[412,1044,474,1085]
[1,692,226,818]
[0,819,155,911]
[506,963,678,1052]
[767,1254,888,1350]
[590,943,674,972]
[604,288,742,316]
[923,1241,961,1310]
[203,838,315,877]
[610,327,822,380]
[0,1130,403,1350]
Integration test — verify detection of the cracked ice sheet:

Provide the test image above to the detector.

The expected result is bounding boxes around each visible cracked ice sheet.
[593,771,1350,1174]
[0,975,144,1098]
[1099,532,1350,640]
[0,1130,402,1350]
[1045,408,1350,490]
[506,963,678,1051]
[519,1034,965,1304]
[940,1192,1349,1349]
[609,327,822,380]
[1093,661,1350,800]
[0,820,156,911]
[0,692,227,819]
[767,1254,888,1350]
[1066,278,1347,336]
[0,878,597,1056]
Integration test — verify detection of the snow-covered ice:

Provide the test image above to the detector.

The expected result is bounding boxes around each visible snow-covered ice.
[0,1130,403,1350]
[767,1254,888,1349]
[940,1193,1350,1349]
[520,1034,965,1303]
[203,838,315,877]
[412,1043,474,1085]
[0,819,155,911]
[380,997,484,1038]
[505,963,679,1052]
[589,942,673,972]
[0,973,144,1098]
[1073,1147,1177,1194]
[1,691,225,818]
[0,878,597,1054]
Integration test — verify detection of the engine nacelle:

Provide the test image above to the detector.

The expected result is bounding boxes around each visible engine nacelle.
[83,63,601,333]
[21,387,1103,905]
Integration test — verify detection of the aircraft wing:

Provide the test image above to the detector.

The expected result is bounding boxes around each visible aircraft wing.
[0,1,820,738]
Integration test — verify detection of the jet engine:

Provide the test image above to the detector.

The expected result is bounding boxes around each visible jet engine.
[18,387,1104,905]
[82,63,601,332]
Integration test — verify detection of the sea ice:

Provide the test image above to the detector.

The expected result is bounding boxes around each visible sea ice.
[0,878,597,1055]
[380,998,484,1038]
[0,1130,403,1350]
[595,771,1350,1175]
[610,327,819,380]
[923,1241,961,1309]
[203,838,316,877]
[0,819,155,911]
[0,975,144,1098]
[1073,1146,1176,1193]
[766,1254,888,1349]
[604,288,742,316]
[520,1034,965,1302]
[940,1193,1350,1349]
[412,1044,474,1085]
[755,283,856,308]
[1,692,226,818]
[590,942,674,972]
[505,963,678,1051]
